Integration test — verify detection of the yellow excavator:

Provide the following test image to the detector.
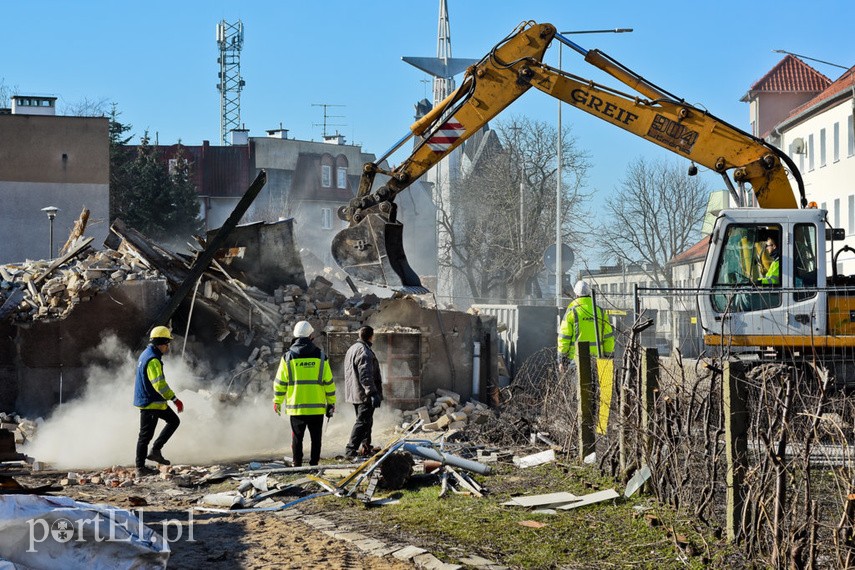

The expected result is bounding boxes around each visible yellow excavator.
[331,21,804,289]
[331,20,855,372]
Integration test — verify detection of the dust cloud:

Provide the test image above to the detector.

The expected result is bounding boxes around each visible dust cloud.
[25,334,403,470]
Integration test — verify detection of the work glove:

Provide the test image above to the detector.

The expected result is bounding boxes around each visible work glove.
[325,404,335,418]
[370,394,382,409]
[173,398,184,413]
[273,402,281,416]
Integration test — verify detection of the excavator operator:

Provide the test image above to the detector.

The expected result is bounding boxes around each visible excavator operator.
[756,236,781,286]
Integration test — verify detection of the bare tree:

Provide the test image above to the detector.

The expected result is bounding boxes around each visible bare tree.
[0,79,19,108]
[61,97,111,117]
[597,157,708,288]
[436,116,590,303]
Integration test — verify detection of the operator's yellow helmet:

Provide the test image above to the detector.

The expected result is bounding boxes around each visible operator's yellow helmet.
[149,326,173,342]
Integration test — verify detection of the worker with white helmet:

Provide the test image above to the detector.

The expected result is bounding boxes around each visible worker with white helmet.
[557,280,614,366]
[133,325,184,478]
[272,320,336,466]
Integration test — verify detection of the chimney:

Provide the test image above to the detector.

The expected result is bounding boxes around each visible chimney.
[266,126,289,139]
[229,127,249,145]
[11,95,57,116]
[323,133,346,145]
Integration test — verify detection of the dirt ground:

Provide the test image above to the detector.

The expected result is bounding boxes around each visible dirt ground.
[8,468,417,570]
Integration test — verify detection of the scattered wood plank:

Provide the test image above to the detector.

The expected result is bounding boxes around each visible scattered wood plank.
[556,489,620,510]
[502,492,580,508]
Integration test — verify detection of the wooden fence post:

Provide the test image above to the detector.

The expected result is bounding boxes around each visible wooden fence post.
[724,358,749,543]
[640,348,659,470]
[575,342,595,460]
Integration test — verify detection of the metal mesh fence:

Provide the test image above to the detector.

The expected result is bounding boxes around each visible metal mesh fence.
[467,286,855,567]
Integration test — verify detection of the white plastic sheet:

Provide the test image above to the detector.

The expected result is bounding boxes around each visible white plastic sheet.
[0,495,169,570]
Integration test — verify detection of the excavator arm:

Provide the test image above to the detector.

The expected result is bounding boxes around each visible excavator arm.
[331,21,805,292]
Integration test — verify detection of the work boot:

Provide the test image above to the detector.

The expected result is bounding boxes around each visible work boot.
[135,466,158,478]
[146,449,171,465]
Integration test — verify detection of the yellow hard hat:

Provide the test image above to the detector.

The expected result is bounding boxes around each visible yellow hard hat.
[149,326,173,341]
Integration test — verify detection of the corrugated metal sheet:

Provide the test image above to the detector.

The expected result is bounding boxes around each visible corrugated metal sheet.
[473,304,559,377]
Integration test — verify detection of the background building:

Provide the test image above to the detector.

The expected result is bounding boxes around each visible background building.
[0,95,109,263]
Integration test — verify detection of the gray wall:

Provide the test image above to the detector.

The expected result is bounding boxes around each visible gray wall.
[1,279,168,417]
[367,297,497,403]
[0,114,109,263]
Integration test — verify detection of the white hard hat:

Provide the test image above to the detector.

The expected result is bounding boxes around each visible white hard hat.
[293,321,314,338]
[574,280,591,297]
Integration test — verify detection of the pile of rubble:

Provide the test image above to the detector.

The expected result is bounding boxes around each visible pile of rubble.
[0,247,161,323]
[0,412,39,448]
[217,277,385,399]
[401,389,495,433]
[50,464,213,489]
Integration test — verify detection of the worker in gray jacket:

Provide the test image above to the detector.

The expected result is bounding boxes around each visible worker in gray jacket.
[344,326,383,459]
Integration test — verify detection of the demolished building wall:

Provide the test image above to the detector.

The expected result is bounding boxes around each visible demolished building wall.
[1,279,168,416]
[364,297,498,404]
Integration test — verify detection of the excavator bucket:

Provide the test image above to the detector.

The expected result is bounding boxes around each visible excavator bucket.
[331,213,428,294]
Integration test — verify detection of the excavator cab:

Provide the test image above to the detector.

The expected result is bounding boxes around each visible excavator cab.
[699,208,825,346]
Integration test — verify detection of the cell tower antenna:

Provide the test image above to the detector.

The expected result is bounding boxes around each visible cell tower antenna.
[311,103,346,138]
[216,20,245,145]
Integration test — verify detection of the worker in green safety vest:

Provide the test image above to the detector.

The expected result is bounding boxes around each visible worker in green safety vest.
[757,236,781,285]
[273,320,336,467]
[557,280,614,369]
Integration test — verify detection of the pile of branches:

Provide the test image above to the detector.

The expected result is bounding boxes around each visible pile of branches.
[464,347,581,451]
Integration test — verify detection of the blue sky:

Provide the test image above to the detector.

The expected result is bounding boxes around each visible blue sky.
[4,0,854,202]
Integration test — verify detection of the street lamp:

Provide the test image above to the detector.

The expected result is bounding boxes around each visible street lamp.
[772,49,848,71]
[555,28,633,309]
[41,206,59,259]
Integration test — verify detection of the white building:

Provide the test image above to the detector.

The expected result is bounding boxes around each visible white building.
[744,55,855,273]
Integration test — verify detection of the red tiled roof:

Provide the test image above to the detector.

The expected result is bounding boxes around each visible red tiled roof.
[748,55,832,94]
[784,66,855,120]
[668,237,709,266]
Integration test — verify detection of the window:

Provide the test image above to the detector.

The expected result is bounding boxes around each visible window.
[849,115,855,157]
[808,134,815,171]
[794,223,817,302]
[850,196,854,235]
[834,122,840,162]
[711,224,782,312]
[820,128,827,167]
[834,198,840,227]
[336,167,347,189]
[321,208,332,229]
[321,165,332,187]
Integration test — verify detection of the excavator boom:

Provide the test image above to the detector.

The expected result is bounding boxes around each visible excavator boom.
[331,21,803,291]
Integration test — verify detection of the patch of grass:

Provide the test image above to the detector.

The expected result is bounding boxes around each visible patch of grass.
[306,461,741,568]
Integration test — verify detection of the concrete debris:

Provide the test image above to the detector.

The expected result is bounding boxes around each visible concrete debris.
[0,246,159,323]
[0,412,36,461]
[400,393,495,434]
